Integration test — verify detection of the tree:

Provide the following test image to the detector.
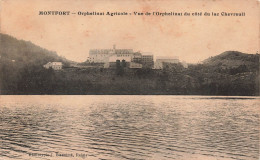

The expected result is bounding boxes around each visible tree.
[116,60,124,76]
[122,59,126,68]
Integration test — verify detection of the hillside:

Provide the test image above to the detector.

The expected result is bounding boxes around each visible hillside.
[0,33,73,94]
[203,51,259,71]
[186,51,259,95]
[0,33,72,66]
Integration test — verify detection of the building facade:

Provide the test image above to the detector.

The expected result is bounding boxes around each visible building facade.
[154,56,179,69]
[89,45,134,63]
[89,49,115,63]
[141,54,154,68]
[89,45,155,69]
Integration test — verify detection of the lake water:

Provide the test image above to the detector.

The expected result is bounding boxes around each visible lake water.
[0,96,259,160]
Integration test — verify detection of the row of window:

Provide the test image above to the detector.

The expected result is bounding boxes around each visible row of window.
[117,55,130,57]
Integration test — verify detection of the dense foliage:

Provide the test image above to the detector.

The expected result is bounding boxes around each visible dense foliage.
[0,33,259,95]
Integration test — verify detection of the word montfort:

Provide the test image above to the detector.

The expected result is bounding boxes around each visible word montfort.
[38,11,246,17]
[38,11,129,16]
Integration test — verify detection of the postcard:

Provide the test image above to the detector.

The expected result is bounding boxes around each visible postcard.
[0,0,259,159]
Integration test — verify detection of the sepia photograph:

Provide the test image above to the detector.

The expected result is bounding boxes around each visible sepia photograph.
[0,0,259,159]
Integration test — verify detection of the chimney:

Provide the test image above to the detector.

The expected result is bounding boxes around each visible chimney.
[113,44,116,50]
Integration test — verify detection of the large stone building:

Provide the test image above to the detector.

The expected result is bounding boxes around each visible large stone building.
[89,45,134,63]
[89,45,153,69]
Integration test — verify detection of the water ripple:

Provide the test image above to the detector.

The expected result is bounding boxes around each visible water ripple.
[0,96,259,160]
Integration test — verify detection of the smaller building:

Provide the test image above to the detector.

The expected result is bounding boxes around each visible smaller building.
[141,54,154,68]
[43,62,62,70]
[132,52,142,63]
[154,56,179,69]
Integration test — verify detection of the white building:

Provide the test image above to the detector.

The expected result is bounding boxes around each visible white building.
[43,62,62,70]
[89,45,134,63]
[89,45,156,69]
[154,56,179,69]
[89,49,115,63]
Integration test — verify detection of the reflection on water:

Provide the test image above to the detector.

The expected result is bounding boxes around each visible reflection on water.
[0,96,259,160]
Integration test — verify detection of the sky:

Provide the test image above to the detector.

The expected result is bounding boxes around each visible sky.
[0,0,259,63]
